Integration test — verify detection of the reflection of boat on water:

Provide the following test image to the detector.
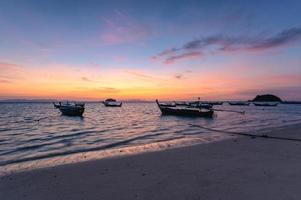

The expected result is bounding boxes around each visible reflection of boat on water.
[103,98,122,107]
[229,102,250,106]
[253,102,278,107]
[53,102,85,116]
[156,100,214,118]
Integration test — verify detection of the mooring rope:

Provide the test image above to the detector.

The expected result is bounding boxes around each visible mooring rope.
[190,124,301,142]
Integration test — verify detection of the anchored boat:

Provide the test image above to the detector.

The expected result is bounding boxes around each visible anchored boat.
[103,98,122,107]
[156,100,214,118]
[188,101,213,109]
[253,102,278,107]
[229,102,250,106]
[53,102,85,116]
[201,101,224,106]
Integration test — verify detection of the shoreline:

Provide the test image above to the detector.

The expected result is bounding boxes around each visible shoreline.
[1,123,301,199]
[1,122,301,176]
[0,130,234,176]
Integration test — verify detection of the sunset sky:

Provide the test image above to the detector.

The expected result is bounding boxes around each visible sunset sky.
[0,0,301,100]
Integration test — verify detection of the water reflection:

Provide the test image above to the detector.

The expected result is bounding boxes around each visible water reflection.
[0,102,301,168]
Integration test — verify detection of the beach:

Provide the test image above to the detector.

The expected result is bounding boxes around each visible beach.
[1,124,301,200]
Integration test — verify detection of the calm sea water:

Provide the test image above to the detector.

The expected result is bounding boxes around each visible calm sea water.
[1,102,301,168]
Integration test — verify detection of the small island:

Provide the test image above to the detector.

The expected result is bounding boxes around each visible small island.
[252,94,282,102]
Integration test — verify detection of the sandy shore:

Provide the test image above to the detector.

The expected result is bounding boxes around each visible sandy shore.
[1,124,301,200]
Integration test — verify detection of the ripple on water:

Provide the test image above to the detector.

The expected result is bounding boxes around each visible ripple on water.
[0,103,301,171]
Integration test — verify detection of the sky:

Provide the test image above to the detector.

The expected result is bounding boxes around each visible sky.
[0,0,301,101]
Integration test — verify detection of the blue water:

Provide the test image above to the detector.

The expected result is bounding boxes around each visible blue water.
[1,102,301,167]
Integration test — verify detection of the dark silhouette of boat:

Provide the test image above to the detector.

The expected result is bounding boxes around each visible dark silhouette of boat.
[175,101,189,106]
[188,101,213,109]
[103,98,122,107]
[253,102,278,107]
[53,102,85,116]
[201,101,223,106]
[157,101,176,107]
[229,102,250,106]
[156,100,214,117]
[211,102,223,105]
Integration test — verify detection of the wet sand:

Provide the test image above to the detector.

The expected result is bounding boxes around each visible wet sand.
[1,124,301,200]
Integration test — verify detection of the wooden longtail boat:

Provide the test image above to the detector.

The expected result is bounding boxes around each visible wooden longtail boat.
[229,102,250,106]
[103,98,122,107]
[156,100,214,118]
[175,101,189,106]
[188,101,213,109]
[253,102,278,107]
[53,102,85,116]
[201,101,224,106]
[157,102,176,107]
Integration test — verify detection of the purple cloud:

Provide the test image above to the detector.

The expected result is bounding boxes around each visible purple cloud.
[156,26,301,64]
[247,27,301,51]
[164,52,202,64]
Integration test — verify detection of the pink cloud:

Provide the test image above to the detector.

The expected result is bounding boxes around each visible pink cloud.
[124,70,164,82]
[265,74,301,85]
[0,62,21,70]
[0,61,23,81]
[100,10,151,45]
[0,79,12,83]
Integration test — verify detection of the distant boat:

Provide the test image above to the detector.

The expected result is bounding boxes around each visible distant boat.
[103,98,122,107]
[202,101,223,106]
[229,102,250,106]
[253,102,278,107]
[53,102,85,116]
[156,100,214,118]
[188,101,213,109]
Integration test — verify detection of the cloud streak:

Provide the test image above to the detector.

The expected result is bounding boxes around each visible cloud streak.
[155,26,301,64]
[164,52,202,64]
[124,70,164,81]
[101,10,151,45]
[0,79,12,84]
[0,62,21,70]
[95,87,120,94]
[81,77,92,82]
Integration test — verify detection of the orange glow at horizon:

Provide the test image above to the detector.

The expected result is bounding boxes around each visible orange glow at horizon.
[1,62,301,101]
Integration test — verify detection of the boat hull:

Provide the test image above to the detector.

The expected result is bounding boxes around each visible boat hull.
[58,106,85,116]
[160,107,213,117]
[156,100,214,118]
[229,102,250,106]
[189,103,213,109]
[253,103,278,107]
[103,102,122,107]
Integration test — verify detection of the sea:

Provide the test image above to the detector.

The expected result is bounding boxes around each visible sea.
[1,102,301,174]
